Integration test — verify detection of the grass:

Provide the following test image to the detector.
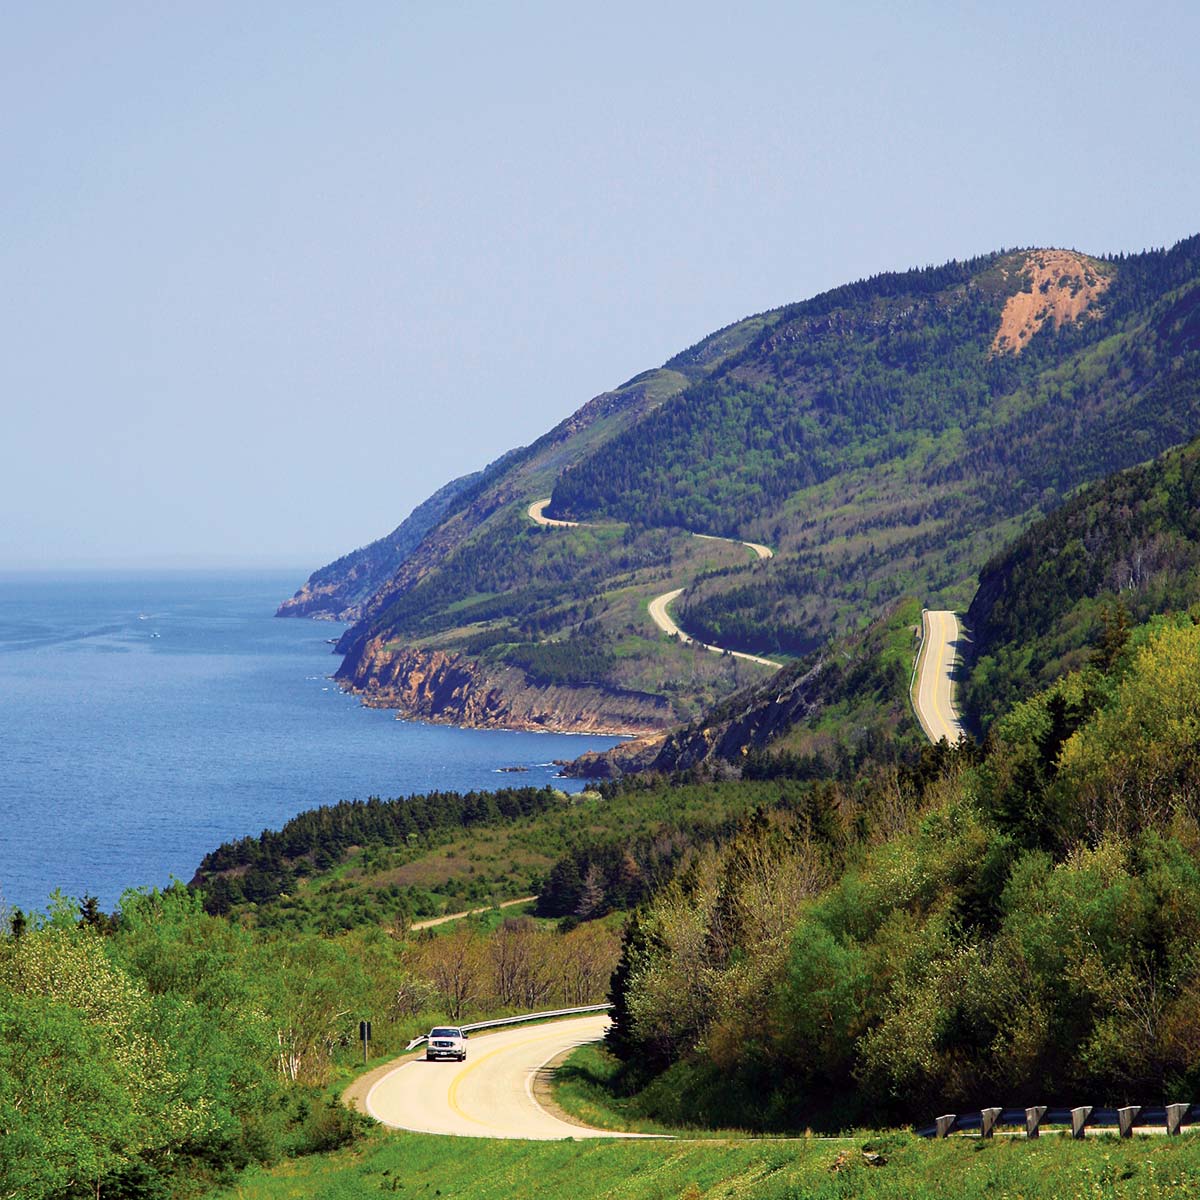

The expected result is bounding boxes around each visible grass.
[213,1121,1200,1199]
[215,1022,1200,1199]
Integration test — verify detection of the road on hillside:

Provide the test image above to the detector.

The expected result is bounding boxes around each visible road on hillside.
[410,896,537,931]
[364,1015,648,1140]
[528,498,779,668]
[647,588,780,670]
[913,610,967,744]
[691,531,774,561]
[527,498,579,528]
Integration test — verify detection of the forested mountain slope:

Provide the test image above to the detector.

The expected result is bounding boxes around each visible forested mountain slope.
[965,428,1200,728]
[285,237,1200,740]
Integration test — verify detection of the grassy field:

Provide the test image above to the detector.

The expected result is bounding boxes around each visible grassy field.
[214,1122,1200,1199]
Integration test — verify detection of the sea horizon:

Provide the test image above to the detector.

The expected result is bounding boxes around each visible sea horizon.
[0,569,619,913]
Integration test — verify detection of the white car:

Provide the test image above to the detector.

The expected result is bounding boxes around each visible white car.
[425,1026,468,1062]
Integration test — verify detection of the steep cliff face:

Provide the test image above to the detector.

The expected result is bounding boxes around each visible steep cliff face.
[335,638,674,735]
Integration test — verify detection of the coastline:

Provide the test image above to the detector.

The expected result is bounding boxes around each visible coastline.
[334,638,675,739]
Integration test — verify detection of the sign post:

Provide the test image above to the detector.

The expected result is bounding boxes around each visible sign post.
[359,1019,372,1065]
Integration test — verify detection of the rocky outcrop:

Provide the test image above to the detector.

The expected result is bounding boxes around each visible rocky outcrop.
[990,249,1111,355]
[335,638,674,736]
[562,658,827,776]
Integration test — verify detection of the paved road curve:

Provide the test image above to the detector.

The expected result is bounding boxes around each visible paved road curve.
[527,498,580,528]
[647,588,780,670]
[913,609,967,744]
[364,1015,643,1139]
[528,499,778,669]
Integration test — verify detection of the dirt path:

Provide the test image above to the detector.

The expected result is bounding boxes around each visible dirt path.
[410,896,537,931]
[528,498,779,667]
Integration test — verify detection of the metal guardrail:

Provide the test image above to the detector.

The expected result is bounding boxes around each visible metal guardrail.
[404,1003,612,1052]
[918,1102,1199,1139]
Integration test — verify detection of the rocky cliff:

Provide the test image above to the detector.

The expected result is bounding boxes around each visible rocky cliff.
[562,658,827,775]
[335,638,674,736]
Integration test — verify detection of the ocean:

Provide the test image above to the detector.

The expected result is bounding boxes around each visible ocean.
[0,570,620,913]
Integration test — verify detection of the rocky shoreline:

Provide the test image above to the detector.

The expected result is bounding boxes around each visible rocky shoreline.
[333,637,674,738]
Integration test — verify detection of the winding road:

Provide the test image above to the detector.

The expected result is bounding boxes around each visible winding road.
[912,609,967,744]
[647,588,780,670]
[362,1014,646,1140]
[526,498,580,528]
[529,498,780,670]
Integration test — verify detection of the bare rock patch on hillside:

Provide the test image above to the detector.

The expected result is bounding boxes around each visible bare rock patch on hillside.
[991,249,1111,355]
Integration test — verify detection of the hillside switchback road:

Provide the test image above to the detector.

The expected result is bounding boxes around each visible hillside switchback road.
[362,1015,652,1140]
[647,588,780,670]
[526,498,580,528]
[913,609,967,744]
[529,499,779,669]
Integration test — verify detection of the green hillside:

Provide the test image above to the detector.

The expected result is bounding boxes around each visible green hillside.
[294,237,1200,747]
[965,429,1200,728]
[602,615,1200,1133]
[551,241,1200,655]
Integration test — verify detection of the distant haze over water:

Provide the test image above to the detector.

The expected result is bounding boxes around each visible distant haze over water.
[0,571,619,912]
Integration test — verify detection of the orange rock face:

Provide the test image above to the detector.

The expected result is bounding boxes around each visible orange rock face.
[991,249,1112,355]
[336,637,673,736]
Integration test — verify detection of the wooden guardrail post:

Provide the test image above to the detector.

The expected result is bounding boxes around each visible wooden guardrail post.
[1117,1106,1141,1137]
[935,1114,957,1138]
[1071,1106,1092,1139]
[980,1107,1002,1138]
[1025,1106,1047,1138]
[1166,1103,1190,1136]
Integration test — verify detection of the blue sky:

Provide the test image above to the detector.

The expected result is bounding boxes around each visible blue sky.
[3,1,1197,570]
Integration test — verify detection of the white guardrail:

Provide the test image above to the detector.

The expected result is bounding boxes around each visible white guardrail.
[404,1003,612,1052]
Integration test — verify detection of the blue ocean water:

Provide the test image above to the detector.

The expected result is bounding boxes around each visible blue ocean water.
[0,571,620,913]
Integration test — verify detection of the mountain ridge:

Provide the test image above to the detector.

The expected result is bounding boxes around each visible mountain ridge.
[279,236,1200,754]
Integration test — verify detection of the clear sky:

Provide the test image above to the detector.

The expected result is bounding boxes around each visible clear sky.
[3,1,1197,571]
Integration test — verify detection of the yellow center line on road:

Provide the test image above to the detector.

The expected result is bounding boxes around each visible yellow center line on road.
[445,1027,584,1133]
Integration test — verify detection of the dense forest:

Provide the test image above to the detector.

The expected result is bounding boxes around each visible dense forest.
[965,430,1200,727]
[193,784,573,916]
[603,615,1200,1130]
[547,240,1200,654]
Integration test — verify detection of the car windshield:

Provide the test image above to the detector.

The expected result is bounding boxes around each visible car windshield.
[430,1028,461,1038]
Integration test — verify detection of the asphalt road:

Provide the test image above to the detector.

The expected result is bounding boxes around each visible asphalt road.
[647,587,780,670]
[527,498,579,528]
[364,1014,643,1140]
[527,499,778,668]
[691,532,774,561]
[913,609,967,744]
